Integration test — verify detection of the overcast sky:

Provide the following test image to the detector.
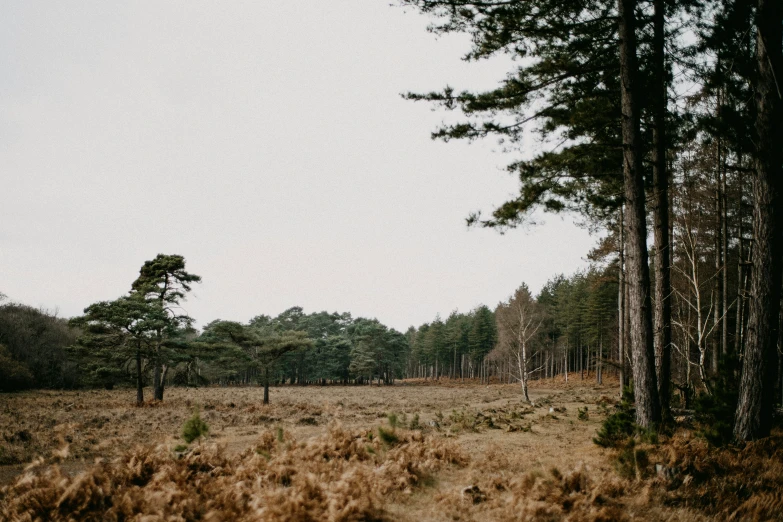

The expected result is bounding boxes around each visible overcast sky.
[1,1,596,332]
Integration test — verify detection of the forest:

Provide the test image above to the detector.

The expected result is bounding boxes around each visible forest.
[2,0,783,520]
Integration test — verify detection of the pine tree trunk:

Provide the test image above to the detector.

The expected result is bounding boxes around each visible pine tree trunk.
[722,166,729,356]
[618,0,661,429]
[735,186,745,355]
[651,0,671,421]
[263,366,270,405]
[734,0,783,441]
[136,346,144,406]
[618,207,628,393]
[154,365,168,401]
[153,364,163,401]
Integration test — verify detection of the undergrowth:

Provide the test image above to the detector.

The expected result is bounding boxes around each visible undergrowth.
[0,426,467,521]
[181,407,209,444]
[693,355,740,446]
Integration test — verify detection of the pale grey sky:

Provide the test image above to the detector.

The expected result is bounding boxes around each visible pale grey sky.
[1,1,595,332]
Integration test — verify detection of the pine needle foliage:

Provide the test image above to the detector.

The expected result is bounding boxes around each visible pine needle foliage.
[594,388,636,448]
[181,408,209,444]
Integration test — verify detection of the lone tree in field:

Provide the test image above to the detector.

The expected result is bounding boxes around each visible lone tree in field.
[200,320,312,404]
[70,295,168,405]
[71,254,199,404]
[495,284,544,402]
[130,254,201,401]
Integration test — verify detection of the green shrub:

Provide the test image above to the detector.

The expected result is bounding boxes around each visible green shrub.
[409,413,421,430]
[387,412,399,428]
[593,387,636,448]
[377,426,399,445]
[577,407,589,421]
[182,408,209,444]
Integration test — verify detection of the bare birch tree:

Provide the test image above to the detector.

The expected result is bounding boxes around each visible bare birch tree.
[495,284,544,403]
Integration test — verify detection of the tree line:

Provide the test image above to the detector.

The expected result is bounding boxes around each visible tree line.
[405,268,618,399]
[402,0,782,440]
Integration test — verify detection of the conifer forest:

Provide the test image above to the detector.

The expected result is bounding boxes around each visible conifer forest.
[2,0,783,520]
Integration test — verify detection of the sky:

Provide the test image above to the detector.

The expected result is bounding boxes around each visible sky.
[1,1,597,332]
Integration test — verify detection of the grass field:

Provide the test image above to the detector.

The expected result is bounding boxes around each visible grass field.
[1,378,781,521]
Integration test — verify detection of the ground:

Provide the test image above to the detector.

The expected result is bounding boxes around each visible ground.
[1,379,780,521]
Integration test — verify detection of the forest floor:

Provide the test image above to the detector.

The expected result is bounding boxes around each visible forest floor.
[1,377,781,521]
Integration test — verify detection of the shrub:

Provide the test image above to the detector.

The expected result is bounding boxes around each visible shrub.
[377,426,399,445]
[0,344,35,392]
[593,387,636,448]
[577,407,589,421]
[182,408,209,444]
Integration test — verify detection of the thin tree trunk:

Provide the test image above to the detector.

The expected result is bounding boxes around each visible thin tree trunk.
[734,0,783,441]
[652,0,672,421]
[619,0,661,428]
[136,346,144,406]
[735,186,745,355]
[721,164,729,357]
[263,366,270,404]
[619,207,628,393]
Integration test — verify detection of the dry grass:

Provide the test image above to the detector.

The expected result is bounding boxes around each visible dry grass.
[1,380,781,521]
[0,426,466,521]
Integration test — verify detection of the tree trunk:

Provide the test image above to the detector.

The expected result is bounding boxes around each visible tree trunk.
[263,366,270,405]
[153,363,160,397]
[618,0,661,429]
[651,0,671,421]
[154,364,168,401]
[734,0,783,441]
[135,346,144,406]
[735,188,745,355]
[618,207,628,393]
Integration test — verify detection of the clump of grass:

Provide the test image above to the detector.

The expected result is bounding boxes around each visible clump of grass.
[614,439,650,479]
[409,413,421,430]
[173,444,189,453]
[181,407,209,444]
[378,426,399,445]
[448,409,478,433]
[387,412,399,428]
[577,407,589,421]
[276,426,284,443]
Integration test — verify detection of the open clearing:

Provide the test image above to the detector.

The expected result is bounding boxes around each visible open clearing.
[1,380,780,521]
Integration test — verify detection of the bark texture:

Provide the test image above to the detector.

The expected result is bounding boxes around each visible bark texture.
[618,0,661,429]
[651,0,671,421]
[136,347,144,406]
[734,0,783,441]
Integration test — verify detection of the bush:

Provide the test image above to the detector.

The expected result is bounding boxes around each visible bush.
[377,426,398,445]
[593,387,636,448]
[0,344,35,392]
[577,407,589,421]
[182,408,209,444]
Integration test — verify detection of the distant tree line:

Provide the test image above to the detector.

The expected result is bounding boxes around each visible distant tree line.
[406,268,619,398]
